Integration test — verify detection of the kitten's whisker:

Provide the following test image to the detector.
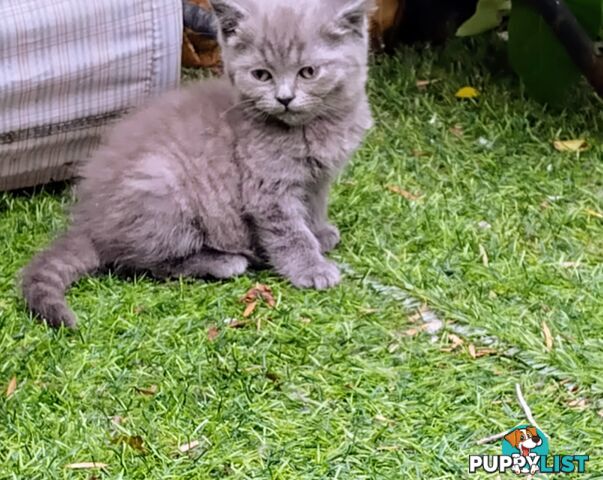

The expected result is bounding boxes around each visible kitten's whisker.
[242,105,271,123]
[219,98,256,118]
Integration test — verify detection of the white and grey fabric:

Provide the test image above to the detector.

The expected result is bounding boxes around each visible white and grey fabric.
[0,0,182,191]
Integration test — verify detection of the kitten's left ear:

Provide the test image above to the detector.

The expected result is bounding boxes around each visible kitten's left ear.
[209,0,252,40]
[330,0,374,38]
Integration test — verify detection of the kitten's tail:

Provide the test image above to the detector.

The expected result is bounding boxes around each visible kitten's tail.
[21,230,100,328]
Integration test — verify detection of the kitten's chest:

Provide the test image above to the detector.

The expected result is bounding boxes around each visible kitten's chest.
[302,129,355,169]
[264,121,366,176]
[301,111,371,171]
[242,104,371,180]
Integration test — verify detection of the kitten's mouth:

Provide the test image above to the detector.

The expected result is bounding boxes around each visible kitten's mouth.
[249,103,314,126]
[273,108,313,126]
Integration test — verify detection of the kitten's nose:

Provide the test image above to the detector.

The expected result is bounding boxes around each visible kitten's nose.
[276,96,294,107]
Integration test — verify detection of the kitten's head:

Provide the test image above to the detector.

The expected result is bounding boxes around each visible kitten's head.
[211,0,372,126]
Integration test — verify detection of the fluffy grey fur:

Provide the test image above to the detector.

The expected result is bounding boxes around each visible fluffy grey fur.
[21,0,373,328]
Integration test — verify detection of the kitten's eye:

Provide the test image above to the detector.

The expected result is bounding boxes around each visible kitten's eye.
[251,69,272,82]
[299,66,317,79]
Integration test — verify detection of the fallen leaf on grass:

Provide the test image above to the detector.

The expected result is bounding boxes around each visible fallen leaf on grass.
[6,376,16,398]
[560,379,578,393]
[65,463,108,470]
[207,326,219,342]
[110,416,124,425]
[567,398,588,410]
[403,324,430,337]
[560,261,581,268]
[112,435,146,453]
[416,79,440,89]
[359,307,379,314]
[455,86,480,99]
[479,244,489,267]
[474,348,497,358]
[598,410,603,418]
[411,149,429,157]
[178,440,200,453]
[243,301,257,318]
[408,305,429,323]
[136,385,158,396]
[584,208,603,219]
[553,139,587,152]
[240,284,276,308]
[406,305,443,334]
[442,334,464,352]
[387,342,400,353]
[386,185,422,201]
[542,321,553,351]
[467,344,498,359]
[374,414,394,424]
[224,318,247,329]
[449,124,464,138]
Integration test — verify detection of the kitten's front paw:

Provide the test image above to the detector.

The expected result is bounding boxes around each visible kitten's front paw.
[290,260,341,290]
[315,224,340,253]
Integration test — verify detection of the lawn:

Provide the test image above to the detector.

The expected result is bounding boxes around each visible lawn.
[1,37,602,479]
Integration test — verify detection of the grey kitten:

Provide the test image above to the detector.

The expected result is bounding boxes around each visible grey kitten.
[21,0,373,328]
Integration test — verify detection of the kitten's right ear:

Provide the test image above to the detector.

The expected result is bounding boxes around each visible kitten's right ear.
[209,0,250,40]
[327,0,374,38]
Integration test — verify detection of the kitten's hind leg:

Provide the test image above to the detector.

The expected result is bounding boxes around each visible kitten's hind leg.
[151,250,249,280]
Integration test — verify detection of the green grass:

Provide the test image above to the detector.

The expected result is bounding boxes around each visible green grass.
[1,37,602,479]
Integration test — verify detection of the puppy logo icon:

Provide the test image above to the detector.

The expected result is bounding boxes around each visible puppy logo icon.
[502,425,548,474]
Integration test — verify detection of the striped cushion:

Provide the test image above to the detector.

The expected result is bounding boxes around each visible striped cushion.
[0,0,182,191]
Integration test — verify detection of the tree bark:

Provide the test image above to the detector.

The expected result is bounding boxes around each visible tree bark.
[524,0,603,97]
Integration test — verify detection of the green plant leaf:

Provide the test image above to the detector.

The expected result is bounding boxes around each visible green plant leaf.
[508,0,603,103]
[567,0,603,36]
[457,0,511,36]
